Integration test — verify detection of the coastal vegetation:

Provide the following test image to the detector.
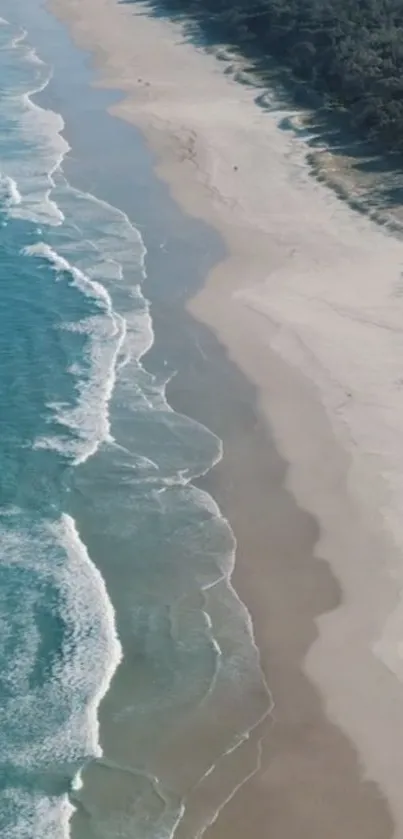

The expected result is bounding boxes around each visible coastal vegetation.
[129,0,403,156]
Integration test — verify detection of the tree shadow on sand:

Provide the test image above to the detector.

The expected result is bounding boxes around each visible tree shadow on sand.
[119,0,403,233]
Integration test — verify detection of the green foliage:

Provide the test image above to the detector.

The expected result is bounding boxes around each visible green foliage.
[144,0,403,152]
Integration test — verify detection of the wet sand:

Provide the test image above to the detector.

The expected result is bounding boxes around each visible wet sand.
[165,313,394,839]
[49,0,403,836]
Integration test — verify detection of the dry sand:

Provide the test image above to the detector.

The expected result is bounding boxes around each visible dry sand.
[49,0,403,835]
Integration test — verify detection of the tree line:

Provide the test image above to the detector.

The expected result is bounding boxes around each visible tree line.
[144,0,403,154]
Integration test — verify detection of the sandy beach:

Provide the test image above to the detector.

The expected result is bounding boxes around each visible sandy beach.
[48,0,403,835]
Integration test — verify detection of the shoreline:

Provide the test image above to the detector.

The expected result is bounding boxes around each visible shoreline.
[48,0,403,835]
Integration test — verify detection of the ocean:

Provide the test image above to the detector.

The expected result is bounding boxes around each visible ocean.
[0,2,270,836]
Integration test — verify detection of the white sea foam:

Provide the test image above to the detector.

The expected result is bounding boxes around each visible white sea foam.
[0,174,22,206]
[24,243,127,463]
[10,27,28,49]
[23,242,114,311]
[0,28,67,225]
[0,511,121,837]
[8,24,43,66]
[54,513,122,755]
[2,789,74,839]
[61,180,147,279]
[17,86,67,225]
[36,310,126,465]
[0,512,121,755]
[0,15,270,839]
[28,188,267,839]
[0,21,154,470]
[55,177,153,363]
[49,315,126,465]
[71,771,83,792]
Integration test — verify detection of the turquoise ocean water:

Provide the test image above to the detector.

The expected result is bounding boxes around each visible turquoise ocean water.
[0,2,270,836]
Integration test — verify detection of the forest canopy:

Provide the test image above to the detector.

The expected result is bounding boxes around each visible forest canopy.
[144,0,403,153]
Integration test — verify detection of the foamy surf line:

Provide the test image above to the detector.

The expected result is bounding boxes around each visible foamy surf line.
[0,22,66,225]
[0,9,273,839]
[55,513,123,757]
[22,242,123,463]
[0,174,22,206]
[0,509,121,839]
[23,242,115,310]
[0,18,154,471]
[0,16,127,837]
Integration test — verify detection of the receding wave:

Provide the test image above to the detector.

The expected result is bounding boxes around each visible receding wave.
[1,789,74,839]
[24,243,127,464]
[0,23,66,225]
[0,510,121,836]
[0,174,22,207]
[23,242,115,311]
[0,11,272,839]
